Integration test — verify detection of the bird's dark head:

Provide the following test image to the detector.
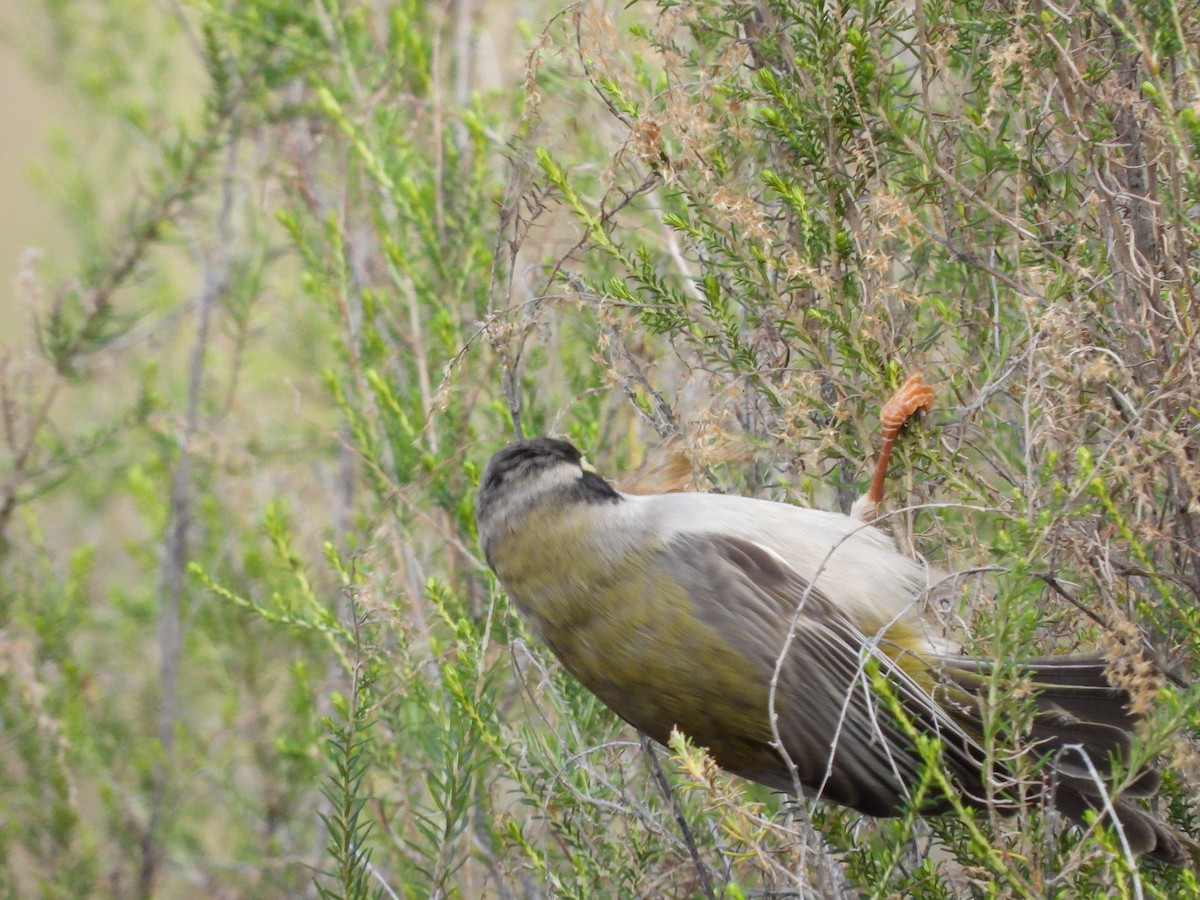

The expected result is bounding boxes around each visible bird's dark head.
[476,438,620,549]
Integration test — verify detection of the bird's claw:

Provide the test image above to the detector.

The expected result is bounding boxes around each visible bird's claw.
[880,374,935,439]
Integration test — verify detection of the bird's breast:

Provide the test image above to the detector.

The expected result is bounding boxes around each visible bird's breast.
[491,504,775,759]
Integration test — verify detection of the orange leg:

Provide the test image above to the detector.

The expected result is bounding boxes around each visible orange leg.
[854,374,934,521]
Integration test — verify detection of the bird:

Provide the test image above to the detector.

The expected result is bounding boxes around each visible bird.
[475,417,1197,866]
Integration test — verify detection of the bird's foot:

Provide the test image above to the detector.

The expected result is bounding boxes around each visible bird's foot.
[855,373,935,521]
[879,374,935,442]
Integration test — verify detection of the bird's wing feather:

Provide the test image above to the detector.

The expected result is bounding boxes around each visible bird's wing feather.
[634,490,929,633]
[655,531,987,815]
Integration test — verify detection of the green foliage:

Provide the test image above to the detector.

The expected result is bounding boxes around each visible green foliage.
[317,663,380,900]
[2,0,1199,896]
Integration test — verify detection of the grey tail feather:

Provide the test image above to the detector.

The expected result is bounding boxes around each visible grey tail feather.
[936,654,1136,728]
[1053,788,1200,866]
[933,653,1198,866]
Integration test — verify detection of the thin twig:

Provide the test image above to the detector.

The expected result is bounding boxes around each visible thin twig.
[640,733,717,900]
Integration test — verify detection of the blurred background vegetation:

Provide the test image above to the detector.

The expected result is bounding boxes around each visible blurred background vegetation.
[1,0,1199,897]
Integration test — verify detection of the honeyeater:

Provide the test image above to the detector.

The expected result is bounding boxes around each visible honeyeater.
[475,436,1198,865]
